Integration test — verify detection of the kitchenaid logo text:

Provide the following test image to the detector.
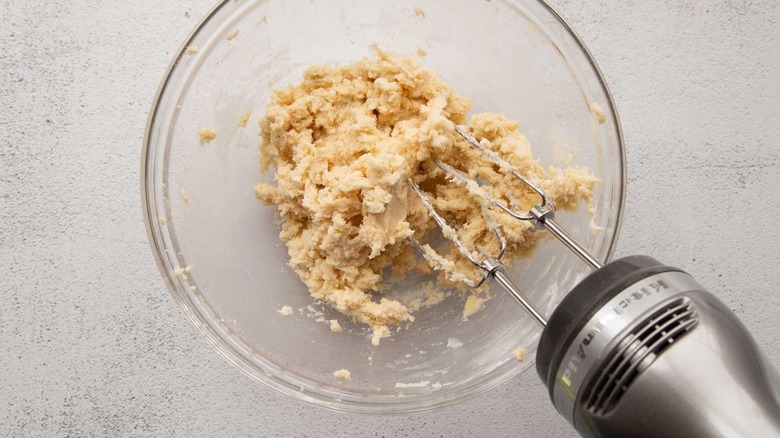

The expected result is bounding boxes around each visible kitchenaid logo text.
[560,279,670,387]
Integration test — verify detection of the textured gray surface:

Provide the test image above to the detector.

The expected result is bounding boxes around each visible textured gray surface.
[1,0,779,436]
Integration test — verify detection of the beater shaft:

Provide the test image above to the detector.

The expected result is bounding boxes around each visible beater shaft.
[409,179,548,326]
[452,124,604,270]
[478,257,548,326]
[530,206,604,270]
[493,269,548,326]
[407,124,607,327]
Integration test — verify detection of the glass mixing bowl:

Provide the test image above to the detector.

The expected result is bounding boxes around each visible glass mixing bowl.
[142,0,625,414]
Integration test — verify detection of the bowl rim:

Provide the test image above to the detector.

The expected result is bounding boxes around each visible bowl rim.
[141,0,626,414]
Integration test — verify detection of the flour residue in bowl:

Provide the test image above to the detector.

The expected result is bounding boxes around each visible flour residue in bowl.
[254,51,596,343]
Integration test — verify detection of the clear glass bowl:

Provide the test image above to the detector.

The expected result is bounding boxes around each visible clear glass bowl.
[142,0,625,414]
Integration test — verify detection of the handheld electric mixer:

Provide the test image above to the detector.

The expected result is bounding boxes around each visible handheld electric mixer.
[410,124,780,438]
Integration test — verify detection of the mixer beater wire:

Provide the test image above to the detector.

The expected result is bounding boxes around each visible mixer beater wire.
[409,124,606,326]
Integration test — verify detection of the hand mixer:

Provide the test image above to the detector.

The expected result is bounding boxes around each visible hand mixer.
[410,125,780,438]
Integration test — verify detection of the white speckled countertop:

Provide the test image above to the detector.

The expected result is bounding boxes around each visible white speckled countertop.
[2,1,779,436]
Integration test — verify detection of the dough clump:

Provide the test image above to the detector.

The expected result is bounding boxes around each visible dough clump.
[255,52,596,338]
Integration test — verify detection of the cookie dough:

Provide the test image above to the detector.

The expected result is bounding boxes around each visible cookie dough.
[198,128,217,144]
[174,265,192,281]
[513,346,528,361]
[255,52,596,339]
[591,103,606,124]
[238,110,252,128]
[333,369,351,381]
[179,188,191,205]
[463,295,486,319]
[226,29,240,41]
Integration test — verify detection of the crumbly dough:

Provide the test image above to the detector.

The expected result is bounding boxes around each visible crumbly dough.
[226,29,240,41]
[174,265,192,281]
[591,103,606,124]
[255,52,596,339]
[333,369,351,381]
[371,326,390,346]
[198,128,217,144]
[463,295,485,319]
[180,188,191,205]
[238,110,252,128]
[513,346,528,361]
[185,45,199,55]
[423,289,445,306]
[278,305,294,316]
[329,319,342,332]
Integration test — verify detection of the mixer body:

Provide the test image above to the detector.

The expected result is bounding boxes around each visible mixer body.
[411,126,780,436]
[537,256,780,438]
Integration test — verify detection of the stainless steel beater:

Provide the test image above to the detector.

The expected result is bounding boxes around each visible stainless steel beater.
[410,124,780,438]
[409,124,603,326]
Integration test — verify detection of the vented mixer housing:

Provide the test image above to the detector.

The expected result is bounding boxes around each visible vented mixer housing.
[413,124,780,437]
[536,256,780,438]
